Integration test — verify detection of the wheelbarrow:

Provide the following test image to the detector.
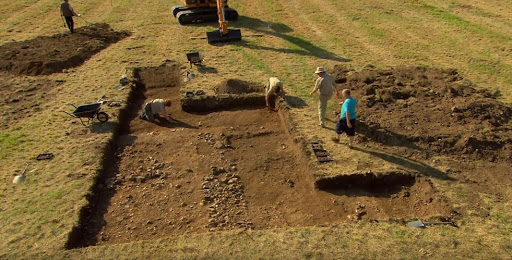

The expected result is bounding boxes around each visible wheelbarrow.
[60,102,109,126]
[186,52,203,68]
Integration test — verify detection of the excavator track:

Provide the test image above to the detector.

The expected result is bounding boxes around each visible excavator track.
[173,6,238,25]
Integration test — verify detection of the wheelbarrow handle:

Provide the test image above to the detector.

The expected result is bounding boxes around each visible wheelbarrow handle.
[60,110,77,118]
[68,103,78,108]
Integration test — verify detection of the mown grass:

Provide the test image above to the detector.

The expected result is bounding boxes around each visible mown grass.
[1,0,512,259]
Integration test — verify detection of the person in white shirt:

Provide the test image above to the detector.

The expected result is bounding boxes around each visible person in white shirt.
[310,67,338,127]
[265,77,285,111]
[140,99,171,122]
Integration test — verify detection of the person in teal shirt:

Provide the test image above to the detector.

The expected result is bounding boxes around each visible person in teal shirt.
[333,89,357,147]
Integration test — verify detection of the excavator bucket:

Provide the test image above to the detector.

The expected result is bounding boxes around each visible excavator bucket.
[206,29,242,44]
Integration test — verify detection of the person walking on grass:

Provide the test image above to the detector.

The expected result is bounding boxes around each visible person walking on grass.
[265,77,286,111]
[333,89,357,147]
[310,67,337,127]
[140,99,172,122]
[60,0,81,34]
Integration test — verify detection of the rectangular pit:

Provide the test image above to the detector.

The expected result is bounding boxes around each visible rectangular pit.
[68,65,452,248]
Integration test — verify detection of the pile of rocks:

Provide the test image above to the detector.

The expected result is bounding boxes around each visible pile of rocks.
[122,155,170,184]
[197,132,231,149]
[201,172,252,231]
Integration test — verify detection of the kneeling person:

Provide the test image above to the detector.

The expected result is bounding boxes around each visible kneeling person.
[140,99,171,122]
[265,77,286,111]
[334,89,357,147]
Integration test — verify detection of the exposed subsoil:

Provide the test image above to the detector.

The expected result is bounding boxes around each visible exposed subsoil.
[0,72,59,129]
[74,68,451,247]
[332,65,512,162]
[0,23,130,76]
[330,65,512,219]
[214,79,264,94]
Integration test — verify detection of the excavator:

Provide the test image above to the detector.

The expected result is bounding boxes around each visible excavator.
[172,0,238,25]
[172,0,242,44]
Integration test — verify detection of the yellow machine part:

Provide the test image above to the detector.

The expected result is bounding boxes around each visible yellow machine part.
[179,0,218,8]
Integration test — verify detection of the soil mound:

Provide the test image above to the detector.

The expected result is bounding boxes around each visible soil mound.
[332,66,512,161]
[0,23,130,76]
[214,79,264,94]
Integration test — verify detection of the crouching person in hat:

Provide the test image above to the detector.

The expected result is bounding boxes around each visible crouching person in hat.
[310,67,337,127]
[140,99,171,122]
[265,77,286,111]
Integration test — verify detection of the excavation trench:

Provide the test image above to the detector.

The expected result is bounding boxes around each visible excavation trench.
[67,64,452,248]
[315,172,417,194]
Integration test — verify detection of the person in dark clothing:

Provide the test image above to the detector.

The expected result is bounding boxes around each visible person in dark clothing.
[60,0,80,33]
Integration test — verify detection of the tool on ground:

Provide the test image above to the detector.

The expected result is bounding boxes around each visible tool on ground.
[185,91,195,98]
[36,153,54,161]
[407,220,458,228]
[311,142,333,163]
[186,52,203,68]
[13,163,29,184]
[120,69,129,85]
[60,102,109,126]
[172,0,238,25]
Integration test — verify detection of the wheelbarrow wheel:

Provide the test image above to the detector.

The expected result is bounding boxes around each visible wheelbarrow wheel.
[97,112,109,123]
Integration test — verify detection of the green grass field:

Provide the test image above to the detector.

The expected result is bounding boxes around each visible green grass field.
[1,0,511,259]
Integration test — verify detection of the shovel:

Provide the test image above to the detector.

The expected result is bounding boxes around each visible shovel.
[79,16,91,25]
[13,163,29,184]
[407,220,458,228]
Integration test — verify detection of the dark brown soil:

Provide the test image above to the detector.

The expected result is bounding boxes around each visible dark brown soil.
[213,79,264,94]
[0,23,130,76]
[72,66,452,247]
[329,65,512,224]
[0,72,59,129]
[331,65,512,161]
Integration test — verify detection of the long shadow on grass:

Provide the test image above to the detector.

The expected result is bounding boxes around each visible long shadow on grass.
[286,95,307,108]
[351,146,455,181]
[233,16,351,62]
[357,120,424,151]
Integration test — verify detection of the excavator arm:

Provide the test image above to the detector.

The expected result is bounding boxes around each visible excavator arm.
[216,0,229,35]
[206,0,241,43]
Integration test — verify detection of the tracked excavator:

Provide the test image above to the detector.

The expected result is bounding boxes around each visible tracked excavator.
[173,0,242,43]
[172,0,238,25]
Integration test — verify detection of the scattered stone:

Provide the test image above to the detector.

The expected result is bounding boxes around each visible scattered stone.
[211,166,226,175]
[214,141,225,149]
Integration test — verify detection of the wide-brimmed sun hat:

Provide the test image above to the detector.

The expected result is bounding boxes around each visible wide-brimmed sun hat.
[315,67,326,74]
